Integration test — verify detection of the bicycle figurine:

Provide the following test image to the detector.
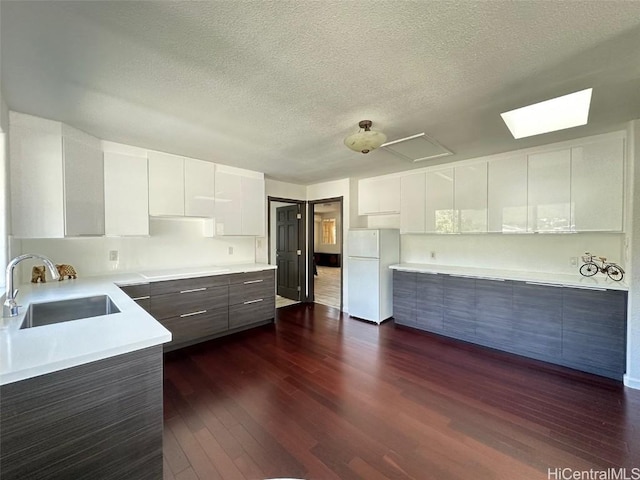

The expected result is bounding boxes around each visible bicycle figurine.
[579,252,625,281]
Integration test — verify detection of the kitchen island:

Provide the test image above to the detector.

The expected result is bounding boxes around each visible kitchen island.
[391,263,628,380]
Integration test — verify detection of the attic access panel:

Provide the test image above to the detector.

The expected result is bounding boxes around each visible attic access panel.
[382,133,452,162]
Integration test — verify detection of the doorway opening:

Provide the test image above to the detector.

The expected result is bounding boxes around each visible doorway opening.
[268,197,306,309]
[308,197,343,310]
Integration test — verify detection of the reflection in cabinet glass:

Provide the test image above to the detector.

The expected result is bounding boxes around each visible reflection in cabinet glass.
[488,155,528,233]
[571,137,624,232]
[455,163,487,233]
[425,168,455,233]
[527,149,571,232]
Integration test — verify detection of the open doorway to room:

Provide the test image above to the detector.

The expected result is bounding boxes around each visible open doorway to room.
[308,198,343,310]
[268,197,306,309]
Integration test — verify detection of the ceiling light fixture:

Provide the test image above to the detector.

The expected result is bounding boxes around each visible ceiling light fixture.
[344,120,387,154]
[500,88,593,139]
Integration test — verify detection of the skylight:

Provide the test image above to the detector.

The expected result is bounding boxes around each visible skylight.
[500,88,593,139]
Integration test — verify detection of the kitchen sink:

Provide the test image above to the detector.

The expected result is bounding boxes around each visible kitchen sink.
[20,295,121,329]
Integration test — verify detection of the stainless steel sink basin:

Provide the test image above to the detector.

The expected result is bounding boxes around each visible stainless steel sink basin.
[20,295,121,329]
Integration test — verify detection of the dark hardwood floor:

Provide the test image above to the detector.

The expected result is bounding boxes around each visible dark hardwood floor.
[163,303,640,480]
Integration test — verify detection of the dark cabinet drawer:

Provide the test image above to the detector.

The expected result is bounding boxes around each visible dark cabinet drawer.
[149,285,228,320]
[562,288,627,374]
[227,269,274,285]
[416,273,444,332]
[229,297,275,330]
[150,275,229,296]
[159,306,229,346]
[393,271,416,326]
[118,283,150,300]
[229,278,274,305]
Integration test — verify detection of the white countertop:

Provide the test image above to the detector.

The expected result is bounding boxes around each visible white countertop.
[0,263,275,385]
[390,263,629,291]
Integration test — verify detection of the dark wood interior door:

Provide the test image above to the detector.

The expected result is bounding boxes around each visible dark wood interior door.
[276,205,300,300]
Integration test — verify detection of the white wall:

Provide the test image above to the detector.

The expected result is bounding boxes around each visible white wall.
[265,178,306,201]
[625,119,640,389]
[17,218,255,282]
[402,233,624,274]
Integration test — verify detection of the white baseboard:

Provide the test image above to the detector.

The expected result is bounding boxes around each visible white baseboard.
[623,374,640,389]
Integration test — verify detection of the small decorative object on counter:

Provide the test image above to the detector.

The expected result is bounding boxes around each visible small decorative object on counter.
[31,266,47,283]
[55,264,78,281]
[579,252,624,281]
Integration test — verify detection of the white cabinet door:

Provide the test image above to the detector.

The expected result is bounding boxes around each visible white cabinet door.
[148,151,184,216]
[240,174,265,236]
[10,123,65,238]
[63,137,105,236]
[378,177,401,214]
[571,137,624,232]
[104,152,149,236]
[527,149,571,232]
[358,177,400,215]
[214,168,242,235]
[400,173,426,233]
[425,168,455,233]
[358,178,379,215]
[214,165,264,236]
[184,158,215,218]
[488,155,528,233]
[455,163,487,233]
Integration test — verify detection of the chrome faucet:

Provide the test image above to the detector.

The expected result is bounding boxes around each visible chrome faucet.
[3,254,60,317]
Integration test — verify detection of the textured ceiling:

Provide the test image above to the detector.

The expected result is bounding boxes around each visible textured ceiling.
[2,1,640,185]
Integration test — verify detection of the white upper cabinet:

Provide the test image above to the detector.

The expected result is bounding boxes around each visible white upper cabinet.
[214,164,265,236]
[63,131,104,236]
[184,158,216,218]
[9,113,104,238]
[104,149,149,236]
[527,149,571,232]
[400,173,426,233]
[454,163,487,233]
[571,136,624,232]
[425,168,455,233]
[358,177,400,215]
[10,115,65,238]
[240,174,266,236]
[148,151,185,216]
[488,155,528,233]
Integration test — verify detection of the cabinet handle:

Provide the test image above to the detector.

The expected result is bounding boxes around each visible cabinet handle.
[567,284,607,291]
[180,287,207,294]
[525,281,563,288]
[132,295,150,301]
[243,298,264,305]
[180,310,207,318]
[243,279,264,284]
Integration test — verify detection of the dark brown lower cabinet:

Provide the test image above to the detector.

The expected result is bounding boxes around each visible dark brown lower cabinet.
[392,271,627,380]
[119,269,276,351]
[0,346,163,480]
[392,270,416,327]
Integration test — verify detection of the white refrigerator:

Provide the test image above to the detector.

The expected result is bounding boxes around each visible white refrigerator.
[347,229,400,324]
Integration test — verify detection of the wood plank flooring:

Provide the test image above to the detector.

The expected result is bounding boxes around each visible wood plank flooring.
[163,303,640,480]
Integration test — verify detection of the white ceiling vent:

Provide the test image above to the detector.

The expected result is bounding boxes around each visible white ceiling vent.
[382,133,452,162]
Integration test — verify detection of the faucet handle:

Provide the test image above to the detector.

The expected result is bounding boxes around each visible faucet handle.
[13,289,19,298]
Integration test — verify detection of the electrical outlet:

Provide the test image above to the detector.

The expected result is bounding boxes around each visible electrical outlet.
[109,250,119,261]
[569,256,578,266]
[228,246,234,255]
[430,251,436,260]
